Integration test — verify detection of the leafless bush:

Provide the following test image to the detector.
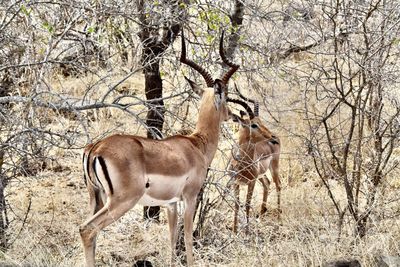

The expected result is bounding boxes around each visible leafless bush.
[0,0,399,265]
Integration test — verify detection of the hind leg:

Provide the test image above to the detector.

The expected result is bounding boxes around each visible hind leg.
[79,198,139,267]
[83,187,105,264]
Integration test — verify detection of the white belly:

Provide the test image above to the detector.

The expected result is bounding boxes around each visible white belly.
[138,194,180,206]
[137,172,192,207]
[258,156,272,174]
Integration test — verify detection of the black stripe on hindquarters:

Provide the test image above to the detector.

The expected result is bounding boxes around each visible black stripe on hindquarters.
[82,153,87,186]
[97,156,114,195]
[85,140,102,188]
[92,157,104,189]
[85,159,90,184]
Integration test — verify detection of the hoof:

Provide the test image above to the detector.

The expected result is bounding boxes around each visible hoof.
[133,260,153,267]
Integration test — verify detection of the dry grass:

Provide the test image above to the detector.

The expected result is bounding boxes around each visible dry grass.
[4,168,400,267]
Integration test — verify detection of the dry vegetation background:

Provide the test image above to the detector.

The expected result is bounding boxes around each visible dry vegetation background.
[0,0,399,266]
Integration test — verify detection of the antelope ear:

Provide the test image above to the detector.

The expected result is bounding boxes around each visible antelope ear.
[230,112,241,122]
[230,111,248,126]
[184,76,204,96]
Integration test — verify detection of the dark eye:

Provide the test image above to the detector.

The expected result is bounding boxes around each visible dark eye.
[251,124,258,129]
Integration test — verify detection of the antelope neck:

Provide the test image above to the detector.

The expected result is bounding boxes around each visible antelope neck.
[192,89,222,164]
[238,142,256,162]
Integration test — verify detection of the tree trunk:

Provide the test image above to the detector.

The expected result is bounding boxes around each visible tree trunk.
[226,0,245,59]
[144,60,165,140]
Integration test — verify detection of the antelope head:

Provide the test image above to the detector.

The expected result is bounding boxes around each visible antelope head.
[228,87,279,145]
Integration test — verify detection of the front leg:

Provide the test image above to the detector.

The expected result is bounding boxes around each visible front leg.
[233,183,240,233]
[183,198,196,266]
[270,156,281,215]
[245,180,256,233]
[167,202,178,266]
[260,176,271,215]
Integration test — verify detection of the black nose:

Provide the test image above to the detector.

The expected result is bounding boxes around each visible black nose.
[270,139,279,145]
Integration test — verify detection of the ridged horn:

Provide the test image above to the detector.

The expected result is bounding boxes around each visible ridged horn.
[219,31,240,85]
[234,83,259,116]
[180,30,214,88]
[227,98,255,119]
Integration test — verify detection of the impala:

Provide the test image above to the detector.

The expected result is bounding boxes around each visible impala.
[79,31,240,266]
[229,93,281,233]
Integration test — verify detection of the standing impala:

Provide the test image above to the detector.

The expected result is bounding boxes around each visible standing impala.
[79,31,240,267]
[229,93,281,233]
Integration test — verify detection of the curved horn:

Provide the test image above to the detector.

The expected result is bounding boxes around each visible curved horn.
[234,83,259,116]
[254,102,259,117]
[219,31,240,85]
[180,30,214,88]
[227,98,255,119]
